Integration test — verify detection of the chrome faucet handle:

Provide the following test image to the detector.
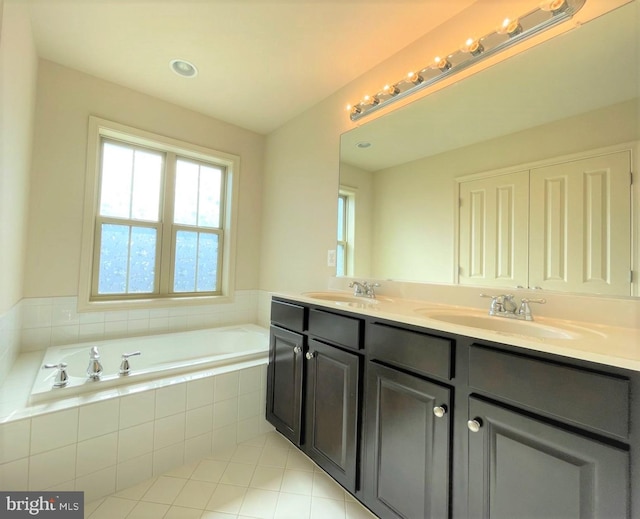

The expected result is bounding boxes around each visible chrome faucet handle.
[364,282,381,298]
[119,351,141,376]
[348,281,366,295]
[43,362,69,388]
[87,346,103,379]
[518,298,546,321]
[480,293,503,315]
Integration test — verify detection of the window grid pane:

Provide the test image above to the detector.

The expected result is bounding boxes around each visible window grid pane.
[173,229,219,293]
[99,140,162,222]
[174,159,223,229]
[98,223,157,295]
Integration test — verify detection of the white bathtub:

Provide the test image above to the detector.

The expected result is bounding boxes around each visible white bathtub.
[30,324,269,403]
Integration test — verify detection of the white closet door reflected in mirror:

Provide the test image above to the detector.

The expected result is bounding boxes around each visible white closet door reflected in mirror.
[458,149,632,296]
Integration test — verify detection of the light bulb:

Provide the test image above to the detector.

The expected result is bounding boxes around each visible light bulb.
[461,38,484,56]
[407,71,423,85]
[434,56,452,72]
[498,17,523,37]
[383,84,399,96]
[540,0,568,14]
[363,95,379,106]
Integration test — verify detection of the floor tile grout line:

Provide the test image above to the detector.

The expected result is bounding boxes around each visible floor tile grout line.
[88,431,376,519]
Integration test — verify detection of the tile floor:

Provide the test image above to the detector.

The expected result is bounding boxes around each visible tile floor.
[85,431,378,519]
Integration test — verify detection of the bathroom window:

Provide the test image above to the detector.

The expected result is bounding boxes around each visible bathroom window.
[337,194,348,276]
[79,117,239,309]
[337,188,356,277]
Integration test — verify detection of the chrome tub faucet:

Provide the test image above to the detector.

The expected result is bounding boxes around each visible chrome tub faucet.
[87,346,103,379]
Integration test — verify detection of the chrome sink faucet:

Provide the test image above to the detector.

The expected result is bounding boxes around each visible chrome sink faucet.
[87,346,103,380]
[349,281,380,298]
[481,294,546,321]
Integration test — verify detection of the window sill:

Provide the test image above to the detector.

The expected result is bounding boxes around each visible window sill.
[77,293,235,313]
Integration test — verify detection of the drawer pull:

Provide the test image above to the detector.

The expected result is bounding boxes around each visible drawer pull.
[467,418,483,433]
[293,346,302,354]
[305,351,316,360]
[433,405,448,418]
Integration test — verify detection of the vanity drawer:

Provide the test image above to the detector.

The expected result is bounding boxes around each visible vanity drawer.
[308,309,363,350]
[469,345,630,440]
[366,322,453,380]
[271,299,306,333]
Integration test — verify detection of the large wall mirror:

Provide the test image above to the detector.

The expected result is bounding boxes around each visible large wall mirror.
[339,2,639,297]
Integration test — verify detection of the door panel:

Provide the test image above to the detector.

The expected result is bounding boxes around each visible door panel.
[468,397,629,519]
[530,150,631,295]
[266,326,304,445]
[364,362,451,519]
[305,339,360,492]
[459,170,529,288]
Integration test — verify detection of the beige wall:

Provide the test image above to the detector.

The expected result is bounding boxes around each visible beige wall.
[0,0,38,313]
[25,60,265,298]
[370,99,639,283]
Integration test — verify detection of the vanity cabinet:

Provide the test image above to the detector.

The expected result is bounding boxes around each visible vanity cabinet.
[267,300,364,493]
[467,397,629,519]
[363,322,454,518]
[266,301,306,445]
[363,361,451,519]
[267,297,638,519]
[466,344,631,519]
[305,338,360,492]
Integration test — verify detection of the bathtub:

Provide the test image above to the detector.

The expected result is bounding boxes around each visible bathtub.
[30,324,269,403]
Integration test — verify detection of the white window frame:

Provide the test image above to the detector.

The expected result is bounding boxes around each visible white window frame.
[78,116,240,311]
[337,187,356,277]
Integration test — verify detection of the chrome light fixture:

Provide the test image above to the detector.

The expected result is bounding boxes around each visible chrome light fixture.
[347,0,586,121]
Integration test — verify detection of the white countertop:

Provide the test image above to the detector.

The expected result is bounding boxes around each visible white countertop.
[275,291,640,372]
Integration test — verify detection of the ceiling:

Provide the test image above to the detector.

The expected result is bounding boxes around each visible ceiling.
[24,0,477,134]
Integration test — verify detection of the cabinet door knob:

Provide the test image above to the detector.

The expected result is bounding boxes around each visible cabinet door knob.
[433,405,447,418]
[305,351,316,360]
[293,346,302,354]
[467,418,483,433]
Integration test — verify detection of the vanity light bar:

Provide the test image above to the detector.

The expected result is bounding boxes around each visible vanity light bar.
[347,0,586,121]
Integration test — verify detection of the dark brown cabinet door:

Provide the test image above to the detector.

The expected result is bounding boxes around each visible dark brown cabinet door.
[364,361,451,519]
[468,397,629,519]
[266,326,304,445]
[305,339,360,492]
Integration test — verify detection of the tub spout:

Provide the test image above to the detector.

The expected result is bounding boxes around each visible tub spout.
[87,346,103,380]
[119,351,141,376]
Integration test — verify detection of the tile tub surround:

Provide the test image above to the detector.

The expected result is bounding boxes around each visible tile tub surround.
[19,291,260,352]
[0,364,272,503]
[86,431,377,519]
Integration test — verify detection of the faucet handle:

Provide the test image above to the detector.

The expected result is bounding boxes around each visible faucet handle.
[480,293,503,314]
[90,346,100,359]
[348,281,365,295]
[120,351,141,376]
[43,362,69,388]
[364,282,380,298]
[518,298,546,321]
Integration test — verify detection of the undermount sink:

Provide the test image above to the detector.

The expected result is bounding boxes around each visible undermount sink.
[416,309,582,340]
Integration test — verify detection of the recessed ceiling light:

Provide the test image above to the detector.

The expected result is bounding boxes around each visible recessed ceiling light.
[356,141,372,149]
[170,59,198,78]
